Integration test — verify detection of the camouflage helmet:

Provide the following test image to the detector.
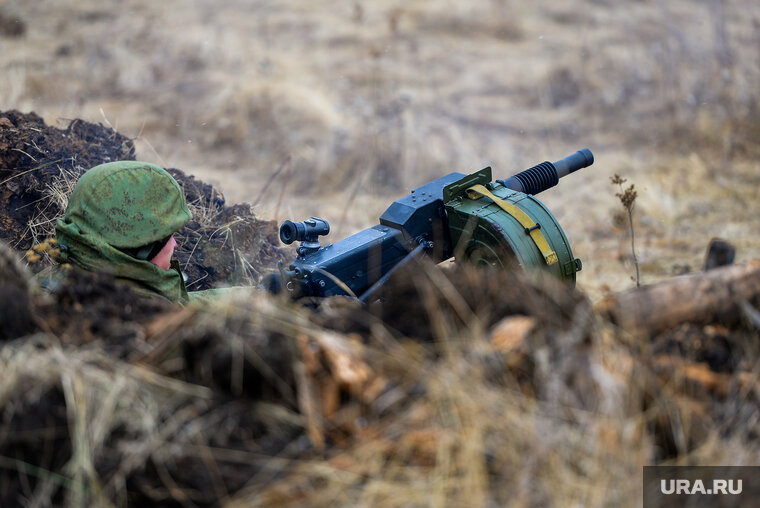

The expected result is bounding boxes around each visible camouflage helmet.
[62,161,191,249]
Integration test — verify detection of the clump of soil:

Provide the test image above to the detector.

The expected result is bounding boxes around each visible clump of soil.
[377,262,587,340]
[0,241,34,340]
[176,202,285,290]
[34,267,172,352]
[0,111,135,251]
[0,110,289,290]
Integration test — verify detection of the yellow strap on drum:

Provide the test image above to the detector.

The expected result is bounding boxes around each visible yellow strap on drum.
[466,184,558,266]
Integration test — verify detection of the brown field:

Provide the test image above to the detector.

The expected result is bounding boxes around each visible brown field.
[3,0,759,297]
[1,0,760,506]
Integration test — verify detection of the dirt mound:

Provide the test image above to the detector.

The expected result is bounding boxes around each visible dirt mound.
[0,110,289,289]
[0,247,307,505]
[34,267,171,352]
[175,202,285,291]
[0,339,303,507]
[0,241,34,340]
[0,256,309,506]
[0,246,758,505]
[378,262,587,339]
[0,110,135,251]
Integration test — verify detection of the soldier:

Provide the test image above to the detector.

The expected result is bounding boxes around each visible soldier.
[39,161,195,303]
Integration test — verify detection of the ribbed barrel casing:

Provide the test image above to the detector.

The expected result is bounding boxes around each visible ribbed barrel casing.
[498,148,593,195]
[499,161,559,195]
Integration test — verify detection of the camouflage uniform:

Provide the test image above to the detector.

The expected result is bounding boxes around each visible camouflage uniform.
[42,161,193,303]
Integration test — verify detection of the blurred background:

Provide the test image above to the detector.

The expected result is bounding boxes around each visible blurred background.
[1,0,759,298]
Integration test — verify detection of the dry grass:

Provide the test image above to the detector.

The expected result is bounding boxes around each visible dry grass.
[2,0,760,505]
[3,0,759,296]
[25,165,79,250]
[3,263,758,506]
[0,335,214,506]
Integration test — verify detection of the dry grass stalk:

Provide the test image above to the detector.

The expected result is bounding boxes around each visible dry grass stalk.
[611,174,640,287]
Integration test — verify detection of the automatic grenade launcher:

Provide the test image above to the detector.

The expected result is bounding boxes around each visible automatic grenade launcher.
[269,148,594,301]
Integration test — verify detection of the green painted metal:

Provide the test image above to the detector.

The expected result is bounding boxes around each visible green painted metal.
[444,178,581,283]
[442,166,492,202]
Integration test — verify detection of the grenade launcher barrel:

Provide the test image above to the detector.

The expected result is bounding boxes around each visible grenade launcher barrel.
[269,148,594,300]
[497,148,594,195]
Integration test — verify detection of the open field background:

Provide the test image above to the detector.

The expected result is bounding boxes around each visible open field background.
[2,1,760,507]
[2,0,759,297]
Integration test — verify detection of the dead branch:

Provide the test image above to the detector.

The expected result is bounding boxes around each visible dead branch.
[598,260,760,335]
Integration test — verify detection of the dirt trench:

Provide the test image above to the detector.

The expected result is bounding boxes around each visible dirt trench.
[0,109,289,290]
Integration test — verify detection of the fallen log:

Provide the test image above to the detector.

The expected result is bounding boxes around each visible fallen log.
[598,260,760,335]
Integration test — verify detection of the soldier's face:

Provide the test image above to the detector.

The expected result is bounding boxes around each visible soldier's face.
[149,235,177,271]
